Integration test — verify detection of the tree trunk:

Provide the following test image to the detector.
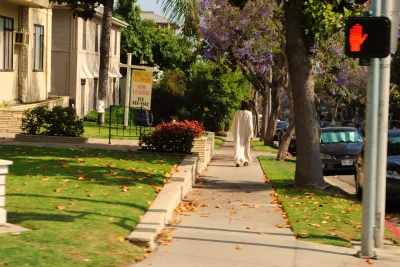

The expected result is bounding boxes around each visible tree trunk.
[264,86,282,146]
[252,90,260,136]
[284,1,325,189]
[277,118,295,160]
[277,86,294,161]
[260,91,268,140]
[97,0,114,125]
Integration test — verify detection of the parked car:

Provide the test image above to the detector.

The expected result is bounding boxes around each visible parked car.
[355,129,400,200]
[320,127,364,173]
[274,121,289,141]
[319,121,332,128]
[133,108,152,126]
[286,122,321,155]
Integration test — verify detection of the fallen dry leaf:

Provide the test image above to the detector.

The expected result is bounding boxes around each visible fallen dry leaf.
[366,259,374,265]
[215,205,222,209]
[235,245,243,250]
[147,200,152,206]
[54,187,63,192]
[121,186,129,192]
[56,205,66,210]
[87,194,94,197]
[275,224,286,228]
[107,163,117,168]
[41,177,49,181]
[246,227,256,230]
[298,233,309,238]
[246,190,252,193]
[116,236,125,243]
[61,163,69,168]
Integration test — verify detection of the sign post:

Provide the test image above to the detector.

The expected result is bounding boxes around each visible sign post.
[120,56,154,129]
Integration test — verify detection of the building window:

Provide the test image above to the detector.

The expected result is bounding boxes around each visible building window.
[95,24,99,53]
[82,20,86,51]
[114,30,117,55]
[33,24,44,71]
[0,16,14,71]
[93,78,98,110]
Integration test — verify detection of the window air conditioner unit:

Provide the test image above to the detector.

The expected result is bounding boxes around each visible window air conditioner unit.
[14,30,29,45]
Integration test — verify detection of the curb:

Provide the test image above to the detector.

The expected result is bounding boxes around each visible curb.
[125,152,200,251]
[385,219,400,239]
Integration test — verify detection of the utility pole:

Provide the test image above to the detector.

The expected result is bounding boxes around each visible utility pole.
[360,0,381,258]
[375,0,399,248]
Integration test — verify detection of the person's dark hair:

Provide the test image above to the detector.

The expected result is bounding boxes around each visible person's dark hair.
[240,100,251,111]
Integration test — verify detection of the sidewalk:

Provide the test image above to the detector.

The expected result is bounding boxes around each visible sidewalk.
[134,137,400,267]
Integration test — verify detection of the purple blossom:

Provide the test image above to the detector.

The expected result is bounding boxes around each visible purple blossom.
[199,0,211,9]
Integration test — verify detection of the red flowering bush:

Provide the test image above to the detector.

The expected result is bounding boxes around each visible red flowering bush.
[140,120,205,153]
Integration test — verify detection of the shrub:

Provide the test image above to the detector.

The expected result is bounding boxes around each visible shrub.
[44,106,84,137]
[84,106,139,125]
[140,120,204,153]
[21,106,84,137]
[21,105,48,135]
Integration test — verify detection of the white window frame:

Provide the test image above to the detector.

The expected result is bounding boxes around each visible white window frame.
[33,24,44,71]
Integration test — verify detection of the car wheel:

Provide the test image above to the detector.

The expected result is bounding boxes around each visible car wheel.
[355,173,362,200]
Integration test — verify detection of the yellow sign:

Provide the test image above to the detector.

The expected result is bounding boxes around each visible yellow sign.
[130,70,153,110]
[132,70,153,84]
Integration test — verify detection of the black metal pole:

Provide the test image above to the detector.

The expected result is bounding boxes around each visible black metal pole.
[140,105,142,140]
[108,105,112,144]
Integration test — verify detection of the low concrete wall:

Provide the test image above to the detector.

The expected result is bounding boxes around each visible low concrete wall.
[15,133,88,144]
[126,152,200,250]
[0,159,13,225]
[0,96,69,133]
[191,131,215,171]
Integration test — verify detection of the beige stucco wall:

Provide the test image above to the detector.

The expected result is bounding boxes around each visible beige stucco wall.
[0,2,51,104]
[52,8,124,118]
[0,3,19,103]
[28,7,52,102]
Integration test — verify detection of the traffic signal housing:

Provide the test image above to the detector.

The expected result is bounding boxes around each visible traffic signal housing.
[345,17,391,58]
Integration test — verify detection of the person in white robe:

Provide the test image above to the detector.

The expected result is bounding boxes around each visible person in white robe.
[232,100,254,167]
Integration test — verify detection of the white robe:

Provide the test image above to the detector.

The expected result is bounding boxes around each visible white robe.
[232,110,253,163]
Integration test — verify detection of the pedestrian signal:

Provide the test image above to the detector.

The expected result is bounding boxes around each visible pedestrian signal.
[345,17,391,58]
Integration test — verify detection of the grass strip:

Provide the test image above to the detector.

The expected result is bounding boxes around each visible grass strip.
[258,155,400,248]
[0,145,181,266]
[83,121,155,140]
[251,140,279,153]
[214,137,225,150]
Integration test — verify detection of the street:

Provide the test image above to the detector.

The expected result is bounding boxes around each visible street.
[324,172,400,232]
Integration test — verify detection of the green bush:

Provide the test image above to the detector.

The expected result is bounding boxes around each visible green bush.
[84,106,135,124]
[44,106,84,137]
[21,106,84,137]
[21,105,48,135]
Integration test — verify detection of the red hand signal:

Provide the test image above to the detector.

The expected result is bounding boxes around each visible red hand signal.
[349,24,368,52]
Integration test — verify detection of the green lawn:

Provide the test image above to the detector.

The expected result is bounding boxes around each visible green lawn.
[83,121,155,140]
[258,156,400,248]
[251,140,279,153]
[0,145,181,266]
[214,137,225,150]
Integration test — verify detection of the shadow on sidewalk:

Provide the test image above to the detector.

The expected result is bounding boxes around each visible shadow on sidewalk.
[172,236,355,257]
[166,224,294,237]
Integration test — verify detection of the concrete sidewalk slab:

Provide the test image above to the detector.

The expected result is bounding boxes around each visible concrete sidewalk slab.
[133,137,400,267]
